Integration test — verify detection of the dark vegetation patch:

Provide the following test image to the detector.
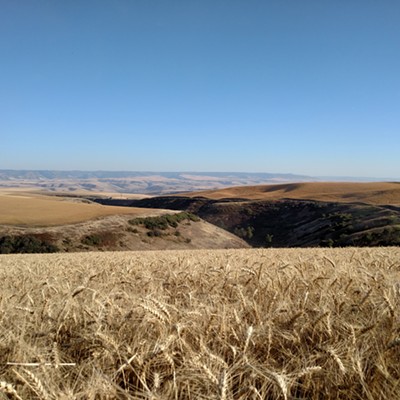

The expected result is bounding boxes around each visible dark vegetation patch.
[128,212,198,234]
[129,212,199,230]
[81,234,102,246]
[0,234,59,254]
[146,229,163,237]
[81,232,120,248]
[127,212,200,241]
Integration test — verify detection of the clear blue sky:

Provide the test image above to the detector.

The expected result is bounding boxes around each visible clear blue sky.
[1,0,399,178]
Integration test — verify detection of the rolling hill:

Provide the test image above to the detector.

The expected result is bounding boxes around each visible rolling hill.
[2,181,400,252]
[0,190,248,253]
[179,181,400,205]
[0,190,163,227]
[115,182,400,248]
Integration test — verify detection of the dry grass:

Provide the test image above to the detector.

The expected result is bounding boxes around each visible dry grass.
[1,214,248,252]
[0,192,167,227]
[181,181,400,205]
[0,247,400,399]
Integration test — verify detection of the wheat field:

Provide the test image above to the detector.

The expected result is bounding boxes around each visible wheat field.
[1,248,400,399]
[0,191,164,227]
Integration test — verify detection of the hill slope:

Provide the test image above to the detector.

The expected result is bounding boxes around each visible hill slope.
[0,190,163,227]
[180,181,400,205]
[119,183,400,247]
[0,191,249,252]
[0,213,249,253]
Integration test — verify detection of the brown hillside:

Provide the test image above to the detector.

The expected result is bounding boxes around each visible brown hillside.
[179,181,400,205]
[0,214,249,252]
[0,190,164,227]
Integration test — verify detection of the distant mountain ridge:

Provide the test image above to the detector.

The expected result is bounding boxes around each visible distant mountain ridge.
[0,169,396,195]
[0,169,311,180]
[0,169,313,194]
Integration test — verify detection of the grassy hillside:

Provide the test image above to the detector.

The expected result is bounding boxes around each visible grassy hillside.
[0,213,248,254]
[0,191,249,253]
[180,182,400,205]
[1,248,399,399]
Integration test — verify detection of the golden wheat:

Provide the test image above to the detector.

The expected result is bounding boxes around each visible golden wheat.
[0,247,399,399]
[0,380,23,400]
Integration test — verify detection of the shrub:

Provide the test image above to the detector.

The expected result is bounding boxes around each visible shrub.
[82,234,102,246]
[320,238,335,248]
[129,213,200,231]
[234,226,255,240]
[265,234,274,246]
[0,235,59,254]
[147,229,163,237]
[243,207,254,216]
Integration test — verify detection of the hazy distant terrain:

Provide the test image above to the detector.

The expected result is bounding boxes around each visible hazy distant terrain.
[0,169,316,194]
[1,169,396,195]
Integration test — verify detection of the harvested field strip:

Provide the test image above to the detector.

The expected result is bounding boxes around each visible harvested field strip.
[0,248,400,399]
[0,193,167,226]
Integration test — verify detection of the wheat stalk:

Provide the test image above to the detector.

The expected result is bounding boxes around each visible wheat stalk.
[52,342,60,369]
[148,297,171,320]
[141,303,167,324]
[243,326,254,354]
[0,381,24,400]
[201,364,219,385]
[296,366,322,379]
[13,368,53,400]
[383,293,395,318]
[219,369,228,400]
[327,349,346,374]
[6,362,75,367]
